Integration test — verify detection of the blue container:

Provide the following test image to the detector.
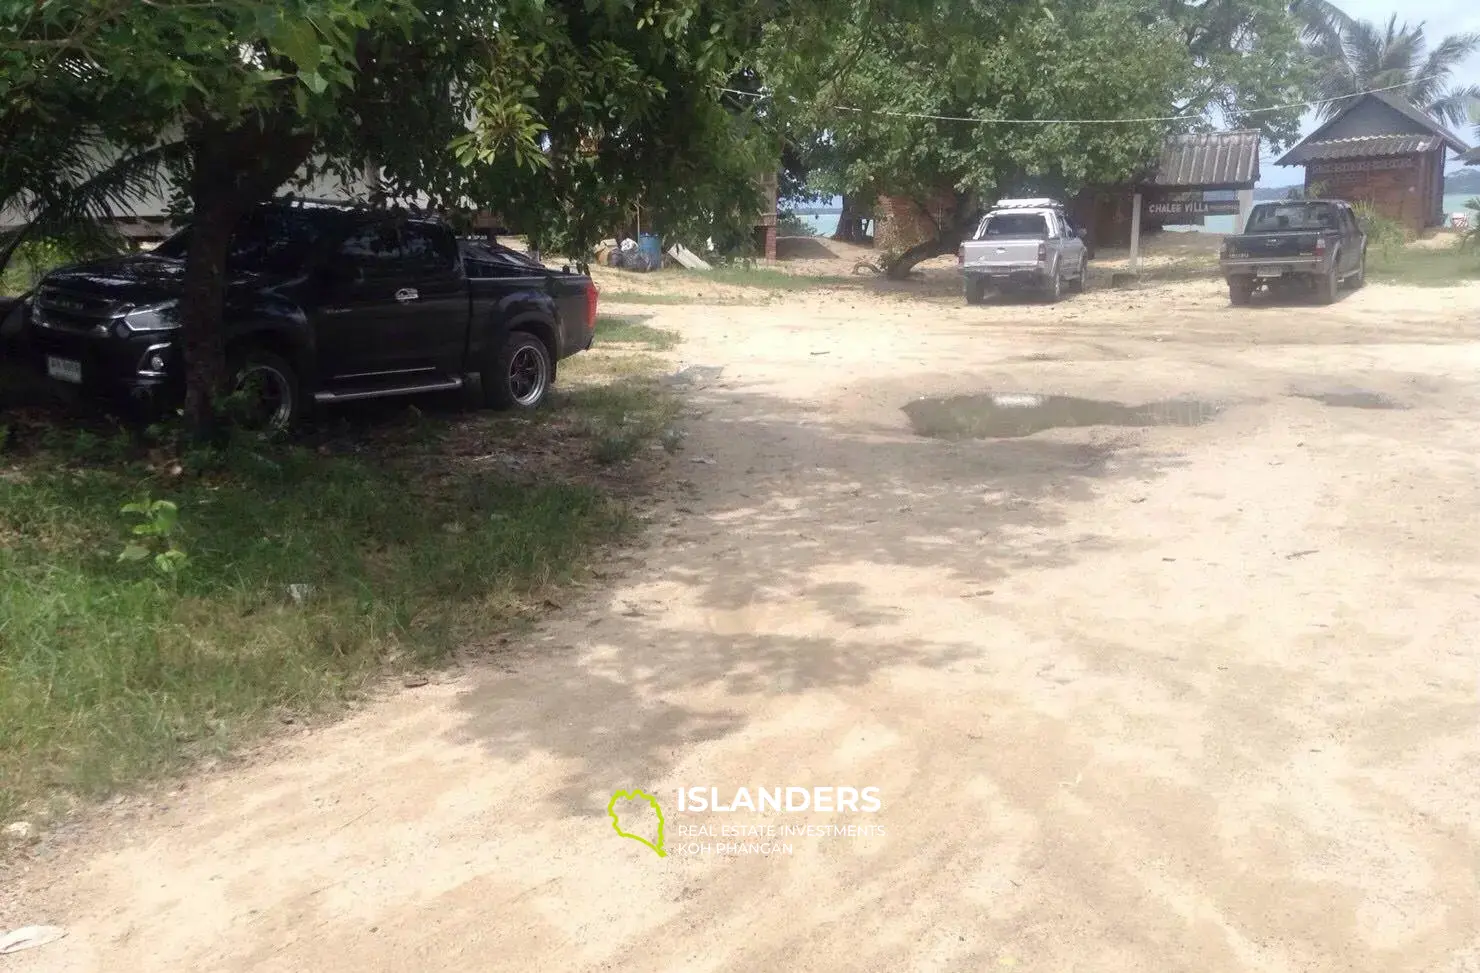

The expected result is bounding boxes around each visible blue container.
[637,233,662,271]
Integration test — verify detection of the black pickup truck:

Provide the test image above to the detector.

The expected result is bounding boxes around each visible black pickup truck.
[12,200,597,425]
[1219,199,1367,306]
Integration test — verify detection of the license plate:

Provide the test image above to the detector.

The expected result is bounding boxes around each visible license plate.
[1256,267,1284,278]
[46,356,82,384]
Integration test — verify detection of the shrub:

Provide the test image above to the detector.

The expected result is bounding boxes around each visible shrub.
[1352,202,1408,261]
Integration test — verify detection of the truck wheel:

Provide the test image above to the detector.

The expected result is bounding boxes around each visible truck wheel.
[1352,254,1366,289]
[227,349,302,430]
[1043,265,1062,304]
[1316,263,1339,304]
[964,277,987,305]
[1228,277,1254,306]
[1070,256,1088,294]
[485,331,552,410]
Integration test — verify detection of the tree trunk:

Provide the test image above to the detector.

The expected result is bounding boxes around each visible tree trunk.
[832,194,869,243]
[883,233,963,279]
[177,117,314,439]
[178,191,238,439]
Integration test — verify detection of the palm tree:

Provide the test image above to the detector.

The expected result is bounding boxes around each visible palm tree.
[1298,8,1480,128]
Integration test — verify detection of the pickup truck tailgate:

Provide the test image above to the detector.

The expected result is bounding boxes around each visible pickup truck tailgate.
[1225,231,1321,259]
[548,274,596,355]
[962,239,1041,269]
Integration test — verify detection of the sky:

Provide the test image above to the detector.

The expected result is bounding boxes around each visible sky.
[1257,0,1480,186]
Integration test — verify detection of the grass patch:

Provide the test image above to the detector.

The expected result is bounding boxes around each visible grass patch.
[557,379,684,466]
[703,266,851,292]
[1368,247,1480,287]
[593,313,680,350]
[0,393,668,821]
[598,289,746,306]
[598,266,850,305]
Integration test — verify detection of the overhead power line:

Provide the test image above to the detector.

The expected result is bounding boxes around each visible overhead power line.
[716,74,1449,126]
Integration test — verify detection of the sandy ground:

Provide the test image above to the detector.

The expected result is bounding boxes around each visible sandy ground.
[4,247,1480,971]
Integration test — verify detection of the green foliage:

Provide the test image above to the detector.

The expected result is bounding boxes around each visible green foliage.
[1367,247,1480,286]
[1463,198,1480,251]
[118,499,189,578]
[1351,201,1407,260]
[594,314,682,350]
[1,235,124,295]
[756,0,1311,272]
[1299,10,1480,127]
[0,415,633,818]
[776,211,818,237]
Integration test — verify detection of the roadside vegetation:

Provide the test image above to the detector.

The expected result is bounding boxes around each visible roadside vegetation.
[0,342,682,824]
[1367,246,1480,287]
[593,313,682,350]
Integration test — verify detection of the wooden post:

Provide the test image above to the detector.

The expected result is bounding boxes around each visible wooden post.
[1129,192,1142,273]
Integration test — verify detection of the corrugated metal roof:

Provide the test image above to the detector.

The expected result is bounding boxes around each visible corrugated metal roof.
[1280,134,1439,163]
[1275,92,1470,166]
[1148,130,1261,188]
[1366,91,1469,152]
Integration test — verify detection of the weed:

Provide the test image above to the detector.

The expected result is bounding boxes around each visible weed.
[118,498,189,578]
[0,410,635,821]
[1367,247,1480,287]
[594,314,681,350]
[703,266,850,292]
[1353,203,1408,260]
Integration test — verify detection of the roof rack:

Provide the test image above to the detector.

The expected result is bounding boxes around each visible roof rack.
[991,198,1065,210]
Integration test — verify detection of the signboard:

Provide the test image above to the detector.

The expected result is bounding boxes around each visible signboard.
[1308,157,1416,176]
[1142,191,1242,220]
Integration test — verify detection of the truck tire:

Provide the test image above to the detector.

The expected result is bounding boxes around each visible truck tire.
[1070,255,1088,294]
[1316,262,1339,305]
[484,330,552,410]
[1228,277,1254,306]
[1352,253,1366,289]
[1043,264,1062,304]
[226,349,303,430]
[964,277,987,305]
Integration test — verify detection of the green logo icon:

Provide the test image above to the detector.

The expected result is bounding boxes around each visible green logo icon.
[608,788,666,857]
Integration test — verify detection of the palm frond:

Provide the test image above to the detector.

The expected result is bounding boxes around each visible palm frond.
[1291,0,1356,46]
[1425,84,1480,130]
[0,140,187,275]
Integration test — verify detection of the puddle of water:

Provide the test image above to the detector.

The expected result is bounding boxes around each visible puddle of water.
[1291,391,1404,410]
[904,393,1222,440]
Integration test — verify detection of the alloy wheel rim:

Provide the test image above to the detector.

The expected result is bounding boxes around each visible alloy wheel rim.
[234,364,293,429]
[509,346,547,405]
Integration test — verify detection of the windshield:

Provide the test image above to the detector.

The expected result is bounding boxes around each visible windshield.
[151,208,336,274]
[1246,202,1338,233]
[976,213,1049,239]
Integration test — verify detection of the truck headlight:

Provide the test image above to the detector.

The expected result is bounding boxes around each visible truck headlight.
[120,303,180,333]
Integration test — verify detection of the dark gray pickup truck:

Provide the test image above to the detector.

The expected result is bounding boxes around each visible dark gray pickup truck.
[1219,199,1367,306]
[9,200,597,426]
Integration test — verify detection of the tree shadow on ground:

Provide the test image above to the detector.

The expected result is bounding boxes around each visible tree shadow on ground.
[451,383,1184,817]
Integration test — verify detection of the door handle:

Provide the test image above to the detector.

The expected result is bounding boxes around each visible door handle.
[395,288,419,303]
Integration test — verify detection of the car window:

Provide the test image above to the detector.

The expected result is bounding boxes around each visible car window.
[1246,203,1337,232]
[334,220,408,279]
[152,208,330,275]
[227,210,329,275]
[979,214,1049,239]
[402,222,459,277]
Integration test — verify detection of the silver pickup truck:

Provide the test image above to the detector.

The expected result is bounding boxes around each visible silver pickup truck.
[958,199,1090,304]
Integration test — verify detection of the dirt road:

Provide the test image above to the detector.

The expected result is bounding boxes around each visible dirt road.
[5,275,1480,971]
